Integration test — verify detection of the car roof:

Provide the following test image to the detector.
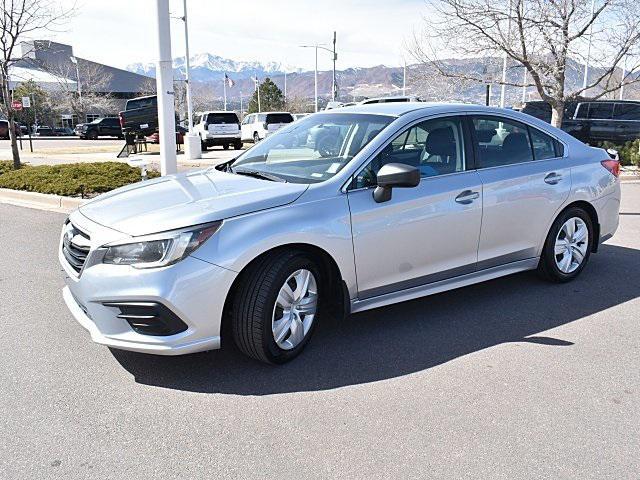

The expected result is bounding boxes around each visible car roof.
[203,111,239,114]
[318,102,477,116]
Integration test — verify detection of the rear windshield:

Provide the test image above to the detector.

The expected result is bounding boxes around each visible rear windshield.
[266,113,294,124]
[126,97,156,110]
[207,113,239,124]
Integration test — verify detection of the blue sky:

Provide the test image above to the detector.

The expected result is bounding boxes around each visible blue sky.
[53,0,427,71]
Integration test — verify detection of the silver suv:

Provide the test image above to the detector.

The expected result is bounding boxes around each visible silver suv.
[59,103,621,364]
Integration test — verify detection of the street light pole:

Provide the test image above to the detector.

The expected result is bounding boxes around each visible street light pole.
[332,31,337,101]
[301,42,334,111]
[154,0,177,175]
[181,0,194,133]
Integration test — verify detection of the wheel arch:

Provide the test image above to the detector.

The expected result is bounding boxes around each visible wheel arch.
[554,200,601,253]
[221,243,350,337]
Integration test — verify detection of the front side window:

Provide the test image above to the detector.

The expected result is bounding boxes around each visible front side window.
[613,103,640,120]
[230,113,393,184]
[353,117,466,189]
[471,116,533,168]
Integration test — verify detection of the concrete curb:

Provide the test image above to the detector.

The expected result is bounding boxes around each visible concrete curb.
[0,188,85,214]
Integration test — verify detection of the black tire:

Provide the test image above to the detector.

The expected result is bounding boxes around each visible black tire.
[253,132,260,143]
[201,139,207,151]
[87,130,98,140]
[234,141,242,150]
[223,143,229,150]
[231,250,322,364]
[538,207,594,283]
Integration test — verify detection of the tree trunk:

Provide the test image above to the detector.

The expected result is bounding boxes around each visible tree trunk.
[0,71,21,168]
[551,101,564,129]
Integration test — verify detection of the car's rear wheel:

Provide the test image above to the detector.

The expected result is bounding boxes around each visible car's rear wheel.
[234,141,242,150]
[538,207,593,283]
[223,143,229,150]
[231,251,321,364]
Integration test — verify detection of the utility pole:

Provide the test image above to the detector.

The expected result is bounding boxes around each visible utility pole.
[403,60,407,96]
[620,56,627,100]
[582,0,596,92]
[154,0,177,175]
[284,70,287,104]
[521,67,527,103]
[240,91,243,115]
[500,0,513,108]
[223,73,227,111]
[332,31,337,101]
[181,0,194,133]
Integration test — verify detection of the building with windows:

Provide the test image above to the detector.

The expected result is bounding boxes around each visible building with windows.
[7,40,153,127]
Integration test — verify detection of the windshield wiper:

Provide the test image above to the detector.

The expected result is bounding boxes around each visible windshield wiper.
[233,168,286,182]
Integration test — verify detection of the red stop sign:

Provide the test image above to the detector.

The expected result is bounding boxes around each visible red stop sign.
[11,100,22,111]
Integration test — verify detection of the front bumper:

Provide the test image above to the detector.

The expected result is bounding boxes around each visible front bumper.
[60,224,237,355]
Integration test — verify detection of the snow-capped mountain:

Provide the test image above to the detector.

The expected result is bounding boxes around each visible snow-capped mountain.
[126,53,289,82]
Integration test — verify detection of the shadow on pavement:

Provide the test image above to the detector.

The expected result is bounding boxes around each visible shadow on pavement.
[112,244,640,395]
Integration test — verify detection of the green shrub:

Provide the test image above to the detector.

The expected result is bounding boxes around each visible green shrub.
[0,162,159,197]
[0,160,25,176]
[601,139,640,167]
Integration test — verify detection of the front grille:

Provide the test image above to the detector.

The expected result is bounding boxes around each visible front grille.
[62,223,91,274]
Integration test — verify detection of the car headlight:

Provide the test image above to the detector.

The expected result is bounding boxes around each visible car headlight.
[102,222,221,269]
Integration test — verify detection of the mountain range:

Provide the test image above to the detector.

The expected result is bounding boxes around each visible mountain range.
[126,53,636,108]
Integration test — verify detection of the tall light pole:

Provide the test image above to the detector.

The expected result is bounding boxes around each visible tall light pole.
[181,0,194,133]
[154,0,177,175]
[301,41,336,111]
[620,56,627,100]
[402,59,407,96]
[69,56,82,123]
[500,0,513,108]
[582,0,596,92]
[332,31,337,101]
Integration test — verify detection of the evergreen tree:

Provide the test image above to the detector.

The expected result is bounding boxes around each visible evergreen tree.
[12,80,52,129]
[247,78,284,114]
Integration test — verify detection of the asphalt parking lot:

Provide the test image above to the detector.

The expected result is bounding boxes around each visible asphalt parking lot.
[1,184,639,479]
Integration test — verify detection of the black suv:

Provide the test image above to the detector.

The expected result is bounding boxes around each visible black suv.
[521,100,640,145]
[80,117,123,139]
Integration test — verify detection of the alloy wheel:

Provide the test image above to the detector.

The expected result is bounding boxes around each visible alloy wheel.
[554,217,589,274]
[271,269,318,350]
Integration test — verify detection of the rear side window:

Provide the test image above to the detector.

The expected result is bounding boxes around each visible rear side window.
[529,127,557,160]
[266,113,294,124]
[207,113,239,124]
[126,97,156,110]
[471,116,533,168]
[613,103,640,120]
[587,103,614,120]
[103,118,119,126]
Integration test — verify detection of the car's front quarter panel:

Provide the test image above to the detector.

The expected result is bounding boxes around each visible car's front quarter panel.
[190,190,358,299]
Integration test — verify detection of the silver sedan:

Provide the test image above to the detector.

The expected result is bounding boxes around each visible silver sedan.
[59,103,621,364]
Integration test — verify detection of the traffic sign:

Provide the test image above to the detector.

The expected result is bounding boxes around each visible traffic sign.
[11,100,22,111]
[21,96,31,108]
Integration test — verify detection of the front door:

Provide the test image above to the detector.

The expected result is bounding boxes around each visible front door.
[347,116,483,299]
[469,115,571,268]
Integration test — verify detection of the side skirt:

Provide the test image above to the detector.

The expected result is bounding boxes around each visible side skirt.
[350,258,539,314]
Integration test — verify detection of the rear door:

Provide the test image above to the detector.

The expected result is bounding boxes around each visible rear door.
[207,112,239,136]
[585,102,615,142]
[470,115,571,269]
[266,113,294,135]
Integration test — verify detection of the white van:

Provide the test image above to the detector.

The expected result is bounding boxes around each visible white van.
[194,111,242,150]
[241,112,294,143]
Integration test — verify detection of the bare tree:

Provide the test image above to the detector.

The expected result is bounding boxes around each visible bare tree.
[411,0,640,127]
[0,0,74,168]
[48,61,117,123]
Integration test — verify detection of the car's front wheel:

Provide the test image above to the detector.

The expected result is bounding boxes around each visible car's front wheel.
[538,207,593,283]
[231,251,321,364]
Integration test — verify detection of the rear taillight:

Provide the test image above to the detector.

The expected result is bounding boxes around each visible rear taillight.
[601,159,620,178]
[118,113,124,128]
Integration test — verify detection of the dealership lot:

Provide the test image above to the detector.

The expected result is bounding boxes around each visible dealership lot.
[1,184,639,479]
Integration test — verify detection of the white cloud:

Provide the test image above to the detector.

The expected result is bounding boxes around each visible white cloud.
[50,0,428,71]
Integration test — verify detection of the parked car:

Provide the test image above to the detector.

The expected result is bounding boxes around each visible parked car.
[241,112,294,143]
[359,96,423,105]
[0,119,21,139]
[74,123,87,136]
[145,125,187,144]
[55,127,75,136]
[119,95,159,137]
[59,103,620,364]
[521,100,640,145]
[79,117,123,139]
[194,111,242,150]
[293,113,310,121]
[33,125,54,136]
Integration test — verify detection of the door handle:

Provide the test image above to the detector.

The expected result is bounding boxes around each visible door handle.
[455,190,480,204]
[544,172,563,185]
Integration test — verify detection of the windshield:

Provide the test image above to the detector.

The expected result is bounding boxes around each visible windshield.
[208,113,239,124]
[231,113,393,183]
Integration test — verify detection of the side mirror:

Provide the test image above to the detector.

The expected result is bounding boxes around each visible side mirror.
[606,148,619,161]
[373,163,421,203]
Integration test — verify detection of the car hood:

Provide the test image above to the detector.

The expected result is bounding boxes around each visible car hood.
[79,168,308,236]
